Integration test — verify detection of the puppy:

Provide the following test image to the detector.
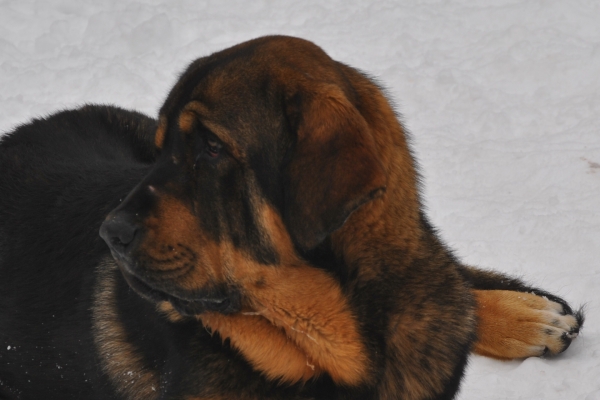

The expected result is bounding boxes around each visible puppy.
[0,36,582,400]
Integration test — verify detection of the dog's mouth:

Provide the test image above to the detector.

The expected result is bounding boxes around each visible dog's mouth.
[120,268,241,316]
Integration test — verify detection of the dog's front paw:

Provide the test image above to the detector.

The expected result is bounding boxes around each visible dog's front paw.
[473,289,584,359]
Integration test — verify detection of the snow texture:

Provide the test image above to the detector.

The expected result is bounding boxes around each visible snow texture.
[0,0,598,398]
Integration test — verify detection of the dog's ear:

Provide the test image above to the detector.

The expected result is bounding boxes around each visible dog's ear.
[284,84,387,251]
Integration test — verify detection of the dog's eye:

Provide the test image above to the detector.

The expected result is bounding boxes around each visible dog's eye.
[194,135,223,169]
[206,137,222,158]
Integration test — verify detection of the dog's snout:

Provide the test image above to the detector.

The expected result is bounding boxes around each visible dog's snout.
[99,215,140,257]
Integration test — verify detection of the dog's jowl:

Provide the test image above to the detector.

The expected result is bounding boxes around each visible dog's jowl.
[0,36,583,400]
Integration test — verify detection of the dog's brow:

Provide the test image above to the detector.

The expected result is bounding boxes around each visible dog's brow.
[178,101,207,134]
[181,101,210,119]
[180,101,245,160]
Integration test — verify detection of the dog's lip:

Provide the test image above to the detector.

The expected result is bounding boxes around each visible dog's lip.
[119,268,239,316]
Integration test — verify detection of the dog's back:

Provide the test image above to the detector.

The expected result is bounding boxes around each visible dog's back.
[0,105,156,399]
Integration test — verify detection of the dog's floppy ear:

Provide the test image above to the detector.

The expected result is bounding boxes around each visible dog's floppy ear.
[284,84,387,251]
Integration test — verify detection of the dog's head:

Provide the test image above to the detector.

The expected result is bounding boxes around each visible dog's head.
[99,36,386,316]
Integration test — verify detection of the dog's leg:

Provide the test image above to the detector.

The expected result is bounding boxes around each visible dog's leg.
[199,312,320,383]
[200,264,370,386]
[460,266,584,358]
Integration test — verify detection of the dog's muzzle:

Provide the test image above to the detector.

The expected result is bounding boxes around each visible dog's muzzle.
[99,213,241,315]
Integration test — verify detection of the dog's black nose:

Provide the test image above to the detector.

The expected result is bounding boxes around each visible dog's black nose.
[99,215,140,257]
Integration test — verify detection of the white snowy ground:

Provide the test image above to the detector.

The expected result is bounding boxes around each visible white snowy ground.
[0,0,598,398]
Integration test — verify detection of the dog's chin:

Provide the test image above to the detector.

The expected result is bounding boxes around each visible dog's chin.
[119,268,241,316]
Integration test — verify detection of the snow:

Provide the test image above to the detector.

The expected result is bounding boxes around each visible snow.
[0,0,598,398]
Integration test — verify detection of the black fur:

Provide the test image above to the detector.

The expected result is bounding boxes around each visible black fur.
[0,105,472,399]
[0,106,155,399]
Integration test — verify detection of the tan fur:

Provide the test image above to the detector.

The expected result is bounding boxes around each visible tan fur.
[200,312,320,383]
[157,301,186,323]
[155,115,167,149]
[200,204,370,385]
[177,110,196,134]
[92,258,161,400]
[139,194,226,290]
[473,290,578,359]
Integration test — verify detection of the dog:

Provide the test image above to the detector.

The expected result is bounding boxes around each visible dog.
[0,36,583,400]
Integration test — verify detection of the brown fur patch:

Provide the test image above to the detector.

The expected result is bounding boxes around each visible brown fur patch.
[329,64,423,263]
[473,290,578,359]
[178,111,196,134]
[284,83,387,250]
[177,101,212,134]
[92,257,160,400]
[155,115,167,149]
[157,301,186,323]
